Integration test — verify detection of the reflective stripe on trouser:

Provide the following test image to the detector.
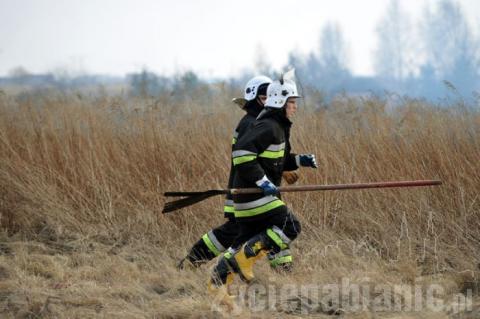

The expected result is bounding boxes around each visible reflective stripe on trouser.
[223,246,237,260]
[266,225,292,250]
[202,230,226,256]
[268,249,292,267]
[234,195,285,218]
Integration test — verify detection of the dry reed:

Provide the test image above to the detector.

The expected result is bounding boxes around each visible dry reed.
[0,90,478,318]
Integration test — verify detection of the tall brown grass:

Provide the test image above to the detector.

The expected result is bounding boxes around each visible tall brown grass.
[0,90,478,318]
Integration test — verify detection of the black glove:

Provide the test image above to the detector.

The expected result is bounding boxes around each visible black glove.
[296,154,317,168]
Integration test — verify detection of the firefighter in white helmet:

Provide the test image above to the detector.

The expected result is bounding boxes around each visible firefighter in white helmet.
[179,75,273,268]
[209,73,318,294]
[180,75,300,270]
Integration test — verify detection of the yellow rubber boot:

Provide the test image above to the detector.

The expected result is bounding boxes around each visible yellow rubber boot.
[232,245,267,282]
[208,273,238,312]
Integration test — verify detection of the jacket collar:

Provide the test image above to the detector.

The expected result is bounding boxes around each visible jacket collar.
[257,107,292,128]
[244,99,263,117]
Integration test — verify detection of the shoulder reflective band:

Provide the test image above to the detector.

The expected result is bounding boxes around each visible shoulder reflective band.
[232,150,257,166]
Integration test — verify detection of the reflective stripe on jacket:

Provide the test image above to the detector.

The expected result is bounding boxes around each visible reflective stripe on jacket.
[232,108,298,220]
[224,100,263,218]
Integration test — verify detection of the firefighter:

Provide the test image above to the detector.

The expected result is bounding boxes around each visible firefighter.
[209,75,317,290]
[178,75,274,268]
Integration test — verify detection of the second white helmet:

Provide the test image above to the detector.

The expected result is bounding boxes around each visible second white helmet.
[264,79,301,108]
[244,75,272,101]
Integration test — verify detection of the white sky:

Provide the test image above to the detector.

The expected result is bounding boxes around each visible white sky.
[0,0,478,78]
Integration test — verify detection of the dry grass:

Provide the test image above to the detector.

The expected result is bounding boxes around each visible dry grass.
[0,90,479,318]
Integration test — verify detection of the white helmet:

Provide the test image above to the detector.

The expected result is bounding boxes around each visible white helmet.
[244,75,272,101]
[264,79,301,108]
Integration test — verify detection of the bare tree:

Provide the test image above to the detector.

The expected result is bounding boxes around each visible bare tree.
[8,66,31,85]
[420,0,479,95]
[316,22,350,92]
[319,22,349,73]
[423,0,470,75]
[374,0,413,79]
[286,22,351,97]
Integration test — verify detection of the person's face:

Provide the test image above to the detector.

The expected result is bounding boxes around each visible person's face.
[285,98,298,118]
[257,95,267,106]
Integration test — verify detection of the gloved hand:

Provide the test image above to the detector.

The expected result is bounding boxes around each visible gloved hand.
[282,171,299,184]
[296,154,317,168]
[258,180,279,196]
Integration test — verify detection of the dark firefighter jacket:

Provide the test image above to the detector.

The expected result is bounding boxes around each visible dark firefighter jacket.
[223,100,263,218]
[231,107,298,221]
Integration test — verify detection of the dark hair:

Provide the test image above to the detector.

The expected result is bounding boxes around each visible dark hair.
[257,83,269,97]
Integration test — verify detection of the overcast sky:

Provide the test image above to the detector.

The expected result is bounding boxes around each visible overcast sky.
[0,0,478,78]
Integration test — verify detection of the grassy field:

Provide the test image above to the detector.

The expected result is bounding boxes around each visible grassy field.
[0,89,479,318]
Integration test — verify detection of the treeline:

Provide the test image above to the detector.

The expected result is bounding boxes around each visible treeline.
[1,0,478,105]
[286,0,480,102]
